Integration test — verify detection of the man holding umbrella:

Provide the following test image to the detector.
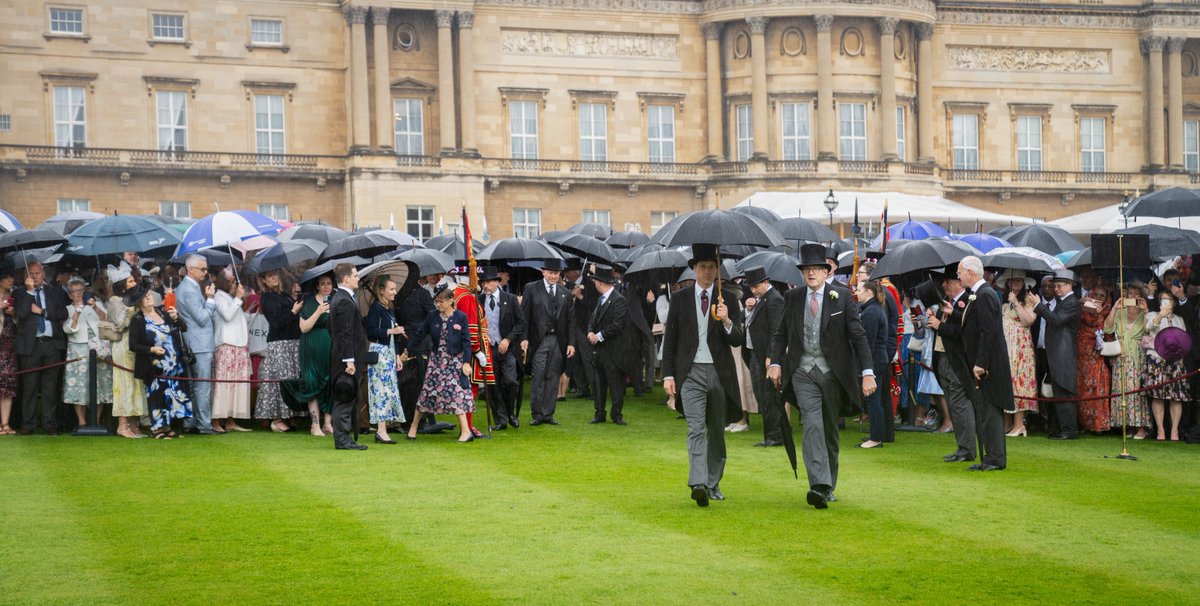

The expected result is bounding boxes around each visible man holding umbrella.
[662,244,745,507]
[767,244,875,509]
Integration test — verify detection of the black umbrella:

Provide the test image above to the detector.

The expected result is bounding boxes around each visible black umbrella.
[300,256,371,285]
[37,211,105,236]
[624,248,689,279]
[1066,248,1092,269]
[169,247,242,267]
[244,239,324,275]
[365,229,424,250]
[981,250,1057,273]
[6,247,63,267]
[567,222,613,239]
[616,243,663,265]
[776,217,839,244]
[476,237,563,263]
[1114,225,1200,258]
[654,210,787,249]
[318,232,397,262]
[870,239,973,278]
[0,228,68,254]
[545,232,617,264]
[605,230,650,249]
[988,225,1021,240]
[1002,224,1085,255]
[730,205,782,223]
[63,215,181,257]
[425,234,484,260]
[1121,187,1200,219]
[396,248,456,276]
[538,230,569,242]
[736,251,806,285]
[277,223,350,245]
[143,214,195,227]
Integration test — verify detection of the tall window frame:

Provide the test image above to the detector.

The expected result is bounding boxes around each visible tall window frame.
[1080,116,1106,173]
[393,98,424,155]
[406,206,434,242]
[839,102,867,161]
[509,100,538,160]
[1016,115,1043,172]
[1184,119,1198,174]
[156,90,188,153]
[780,101,812,161]
[53,85,86,149]
[577,102,608,162]
[735,104,753,161]
[895,106,907,162]
[952,113,979,170]
[513,208,541,239]
[646,105,676,163]
[254,93,286,157]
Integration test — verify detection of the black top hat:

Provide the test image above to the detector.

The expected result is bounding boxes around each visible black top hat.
[332,372,358,403]
[797,243,831,270]
[743,266,770,286]
[688,243,720,268]
[586,267,615,284]
[827,249,842,263]
[479,265,501,282]
[541,258,565,272]
[864,250,886,261]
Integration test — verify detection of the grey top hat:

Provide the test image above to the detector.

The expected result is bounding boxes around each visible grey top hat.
[1051,269,1078,284]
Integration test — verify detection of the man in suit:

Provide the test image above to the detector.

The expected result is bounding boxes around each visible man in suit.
[520,258,575,425]
[586,266,628,425]
[767,244,875,509]
[12,262,69,435]
[954,256,1011,470]
[926,267,978,463]
[568,269,597,400]
[329,263,368,450]
[1034,270,1082,440]
[479,266,524,430]
[616,269,656,397]
[174,254,218,434]
[662,244,745,507]
[741,266,785,447]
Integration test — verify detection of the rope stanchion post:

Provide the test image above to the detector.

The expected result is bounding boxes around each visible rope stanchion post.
[73,349,111,436]
[1115,235,1137,461]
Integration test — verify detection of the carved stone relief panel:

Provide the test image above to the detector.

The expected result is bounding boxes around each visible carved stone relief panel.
[946,46,1110,74]
[500,28,679,60]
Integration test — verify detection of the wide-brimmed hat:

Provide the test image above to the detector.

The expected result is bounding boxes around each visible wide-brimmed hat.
[797,243,831,270]
[1155,326,1192,362]
[688,243,720,269]
[122,283,151,308]
[743,266,770,286]
[1004,268,1037,290]
[541,258,565,272]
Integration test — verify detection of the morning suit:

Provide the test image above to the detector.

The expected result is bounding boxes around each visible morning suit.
[174,275,217,432]
[328,286,368,448]
[934,291,979,459]
[478,288,524,427]
[662,284,745,490]
[1034,292,1081,438]
[13,283,68,432]
[742,285,785,442]
[589,287,628,422]
[768,282,872,493]
[521,279,573,423]
[570,279,598,399]
[959,282,1012,467]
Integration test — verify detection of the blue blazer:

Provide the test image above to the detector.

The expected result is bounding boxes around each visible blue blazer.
[174,276,216,354]
[405,309,472,387]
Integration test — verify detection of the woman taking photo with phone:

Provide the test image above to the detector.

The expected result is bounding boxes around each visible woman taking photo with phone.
[296,275,335,436]
[62,277,112,429]
[1144,290,1188,441]
[1104,283,1150,440]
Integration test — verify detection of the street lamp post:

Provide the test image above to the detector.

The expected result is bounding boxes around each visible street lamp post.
[1119,191,1130,229]
[823,188,839,228]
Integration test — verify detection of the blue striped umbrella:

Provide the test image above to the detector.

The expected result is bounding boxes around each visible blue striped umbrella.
[0,209,22,233]
[176,210,283,255]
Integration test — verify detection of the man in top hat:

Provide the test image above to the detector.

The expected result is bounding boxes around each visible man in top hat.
[953,255,1011,470]
[520,257,575,425]
[767,244,875,509]
[1033,269,1082,440]
[12,261,68,435]
[925,264,979,463]
[328,263,369,450]
[478,266,524,430]
[741,266,785,447]
[662,244,745,506]
[585,265,629,425]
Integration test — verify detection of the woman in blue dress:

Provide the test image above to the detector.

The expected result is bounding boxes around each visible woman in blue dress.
[127,284,192,439]
[364,276,405,444]
[400,288,475,443]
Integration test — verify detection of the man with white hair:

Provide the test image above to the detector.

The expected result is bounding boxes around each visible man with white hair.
[954,255,1011,471]
[175,253,219,434]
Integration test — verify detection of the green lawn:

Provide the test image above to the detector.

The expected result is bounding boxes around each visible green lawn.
[2,390,1197,605]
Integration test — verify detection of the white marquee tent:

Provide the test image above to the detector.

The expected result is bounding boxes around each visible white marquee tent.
[1049,203,1200,234]
[734,191,1037,233]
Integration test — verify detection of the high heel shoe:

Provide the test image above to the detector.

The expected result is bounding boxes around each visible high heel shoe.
[1005,427,1027,437]
[374,433,397,444]
[457,434,475,443]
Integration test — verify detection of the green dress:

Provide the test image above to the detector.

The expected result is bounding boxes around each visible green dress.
[296,295,333,412]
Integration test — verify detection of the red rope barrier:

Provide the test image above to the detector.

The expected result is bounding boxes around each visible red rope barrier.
[0,358,82,378]
[101,358,284,384]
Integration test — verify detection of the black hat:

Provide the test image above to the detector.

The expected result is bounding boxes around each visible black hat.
[688,243,720,268]
[797,243,831,270]
[743,266,770,286]
[587,267,615,284]
[479,266,501,282]
[541,258,565,272]
[332,372,358,403]
[865,250,886,261]
[122,283,151,308]
[827,249,841,263]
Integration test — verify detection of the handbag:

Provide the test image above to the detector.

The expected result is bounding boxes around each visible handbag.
[166,311,196,367]
[1040,376,1054,399]
[1099,332,1121,357]
[907,334,925,352]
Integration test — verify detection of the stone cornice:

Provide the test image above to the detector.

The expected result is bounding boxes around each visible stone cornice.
[475,0,704,15]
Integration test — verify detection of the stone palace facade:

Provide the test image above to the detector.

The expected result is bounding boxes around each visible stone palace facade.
[1,0,1199,238]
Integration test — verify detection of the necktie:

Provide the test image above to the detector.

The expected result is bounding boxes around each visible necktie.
[700,289,709,317]
[36,288,47,334]
[809,290,819,319]
[489,295,496,311]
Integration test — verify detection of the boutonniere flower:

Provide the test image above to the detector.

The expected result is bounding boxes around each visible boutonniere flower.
[968,294,977,302]
[957,300,966,309]
[453,324,462,330]
[829,291,839,301]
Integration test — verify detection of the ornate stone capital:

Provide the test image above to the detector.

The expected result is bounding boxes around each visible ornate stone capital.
[435,10,454,29]
[702,22,722,41]
[342,4,369,25]
[814,14,833,33]
[1141,35,1166,55]
[370,7,389,26]
[458,11,475,29]
[746,16,769,35]
[915,22,933,41]
[877,17,898,36]
[1167,37,1186,54]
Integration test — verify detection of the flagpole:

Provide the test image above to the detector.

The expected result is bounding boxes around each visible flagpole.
[850,198,861,288]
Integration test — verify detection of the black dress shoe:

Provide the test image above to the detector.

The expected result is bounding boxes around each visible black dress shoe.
[588,417,605,424]
[374,433,397,444]
[709,485,725,501]
[981,463,1006,471]
[611,418,627,426]
[490,423,508,431]
[336,443,368,451]
[510,418,519,428]
[943,453,975,463]
[967,463,985,471]
[544,418,560,425]
[806,489,829,509]
[556,396,566,402]
[690,485,709,507]
[754,440,783,447]
[529,419,543,426]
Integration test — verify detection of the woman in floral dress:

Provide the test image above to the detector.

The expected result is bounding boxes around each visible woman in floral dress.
[128,285,192,439]
[61,277,113,428]
[402,288,475,443]
[0,266,18,435]
[1076,285,1112,433]
[1144,291,1189,441]
[1104,283,1150,439]
[106,266,147,439]
[364,277,405,444]
[1000,273,1039,436]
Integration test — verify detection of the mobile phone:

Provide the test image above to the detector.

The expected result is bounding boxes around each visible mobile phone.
[1173,280,1183,288]
[1123,298,1136,307]
[83,292,94,305]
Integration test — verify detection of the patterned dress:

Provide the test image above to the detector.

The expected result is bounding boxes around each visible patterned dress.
[145,316,192,431]
[1109,309,1149,429]
[1075,303,1112,432]
[108,297,147,417]
[62,308,113,406]
[0,312,17,399]
[1001,302,1038,413]
[366,301,405,424]
[1143,313,1190,402]
[415,320,476,415]
[255,292,302,419]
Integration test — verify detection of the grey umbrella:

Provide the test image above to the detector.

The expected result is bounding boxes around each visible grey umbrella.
[1003,224,1085,255]
[605,230,651,249]
[777,217,839,244]
[37,211,105,236]
[476,237,564,263]
[730,205,782,223]
[1114,225,1200,257]
[396,248,456,276]
[567,222,613,239]
[870,239,974,278]
[277,223,350,245]
[1121,187,1200,219]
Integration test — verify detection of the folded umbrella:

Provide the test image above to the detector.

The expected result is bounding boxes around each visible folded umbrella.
[244,239,324,275]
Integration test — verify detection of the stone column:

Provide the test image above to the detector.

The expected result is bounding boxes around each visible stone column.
[344,4,371,151]
[1143,35,1166,171]
[371,7,392,150]
[435,9,458,155]
[747,16,770,160]
[878,17,899,161]
[815,14,836,161]
[703,22,724,162]
[915,22,934,164]
[1167,37,1186,170]
[458,12,479,157]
